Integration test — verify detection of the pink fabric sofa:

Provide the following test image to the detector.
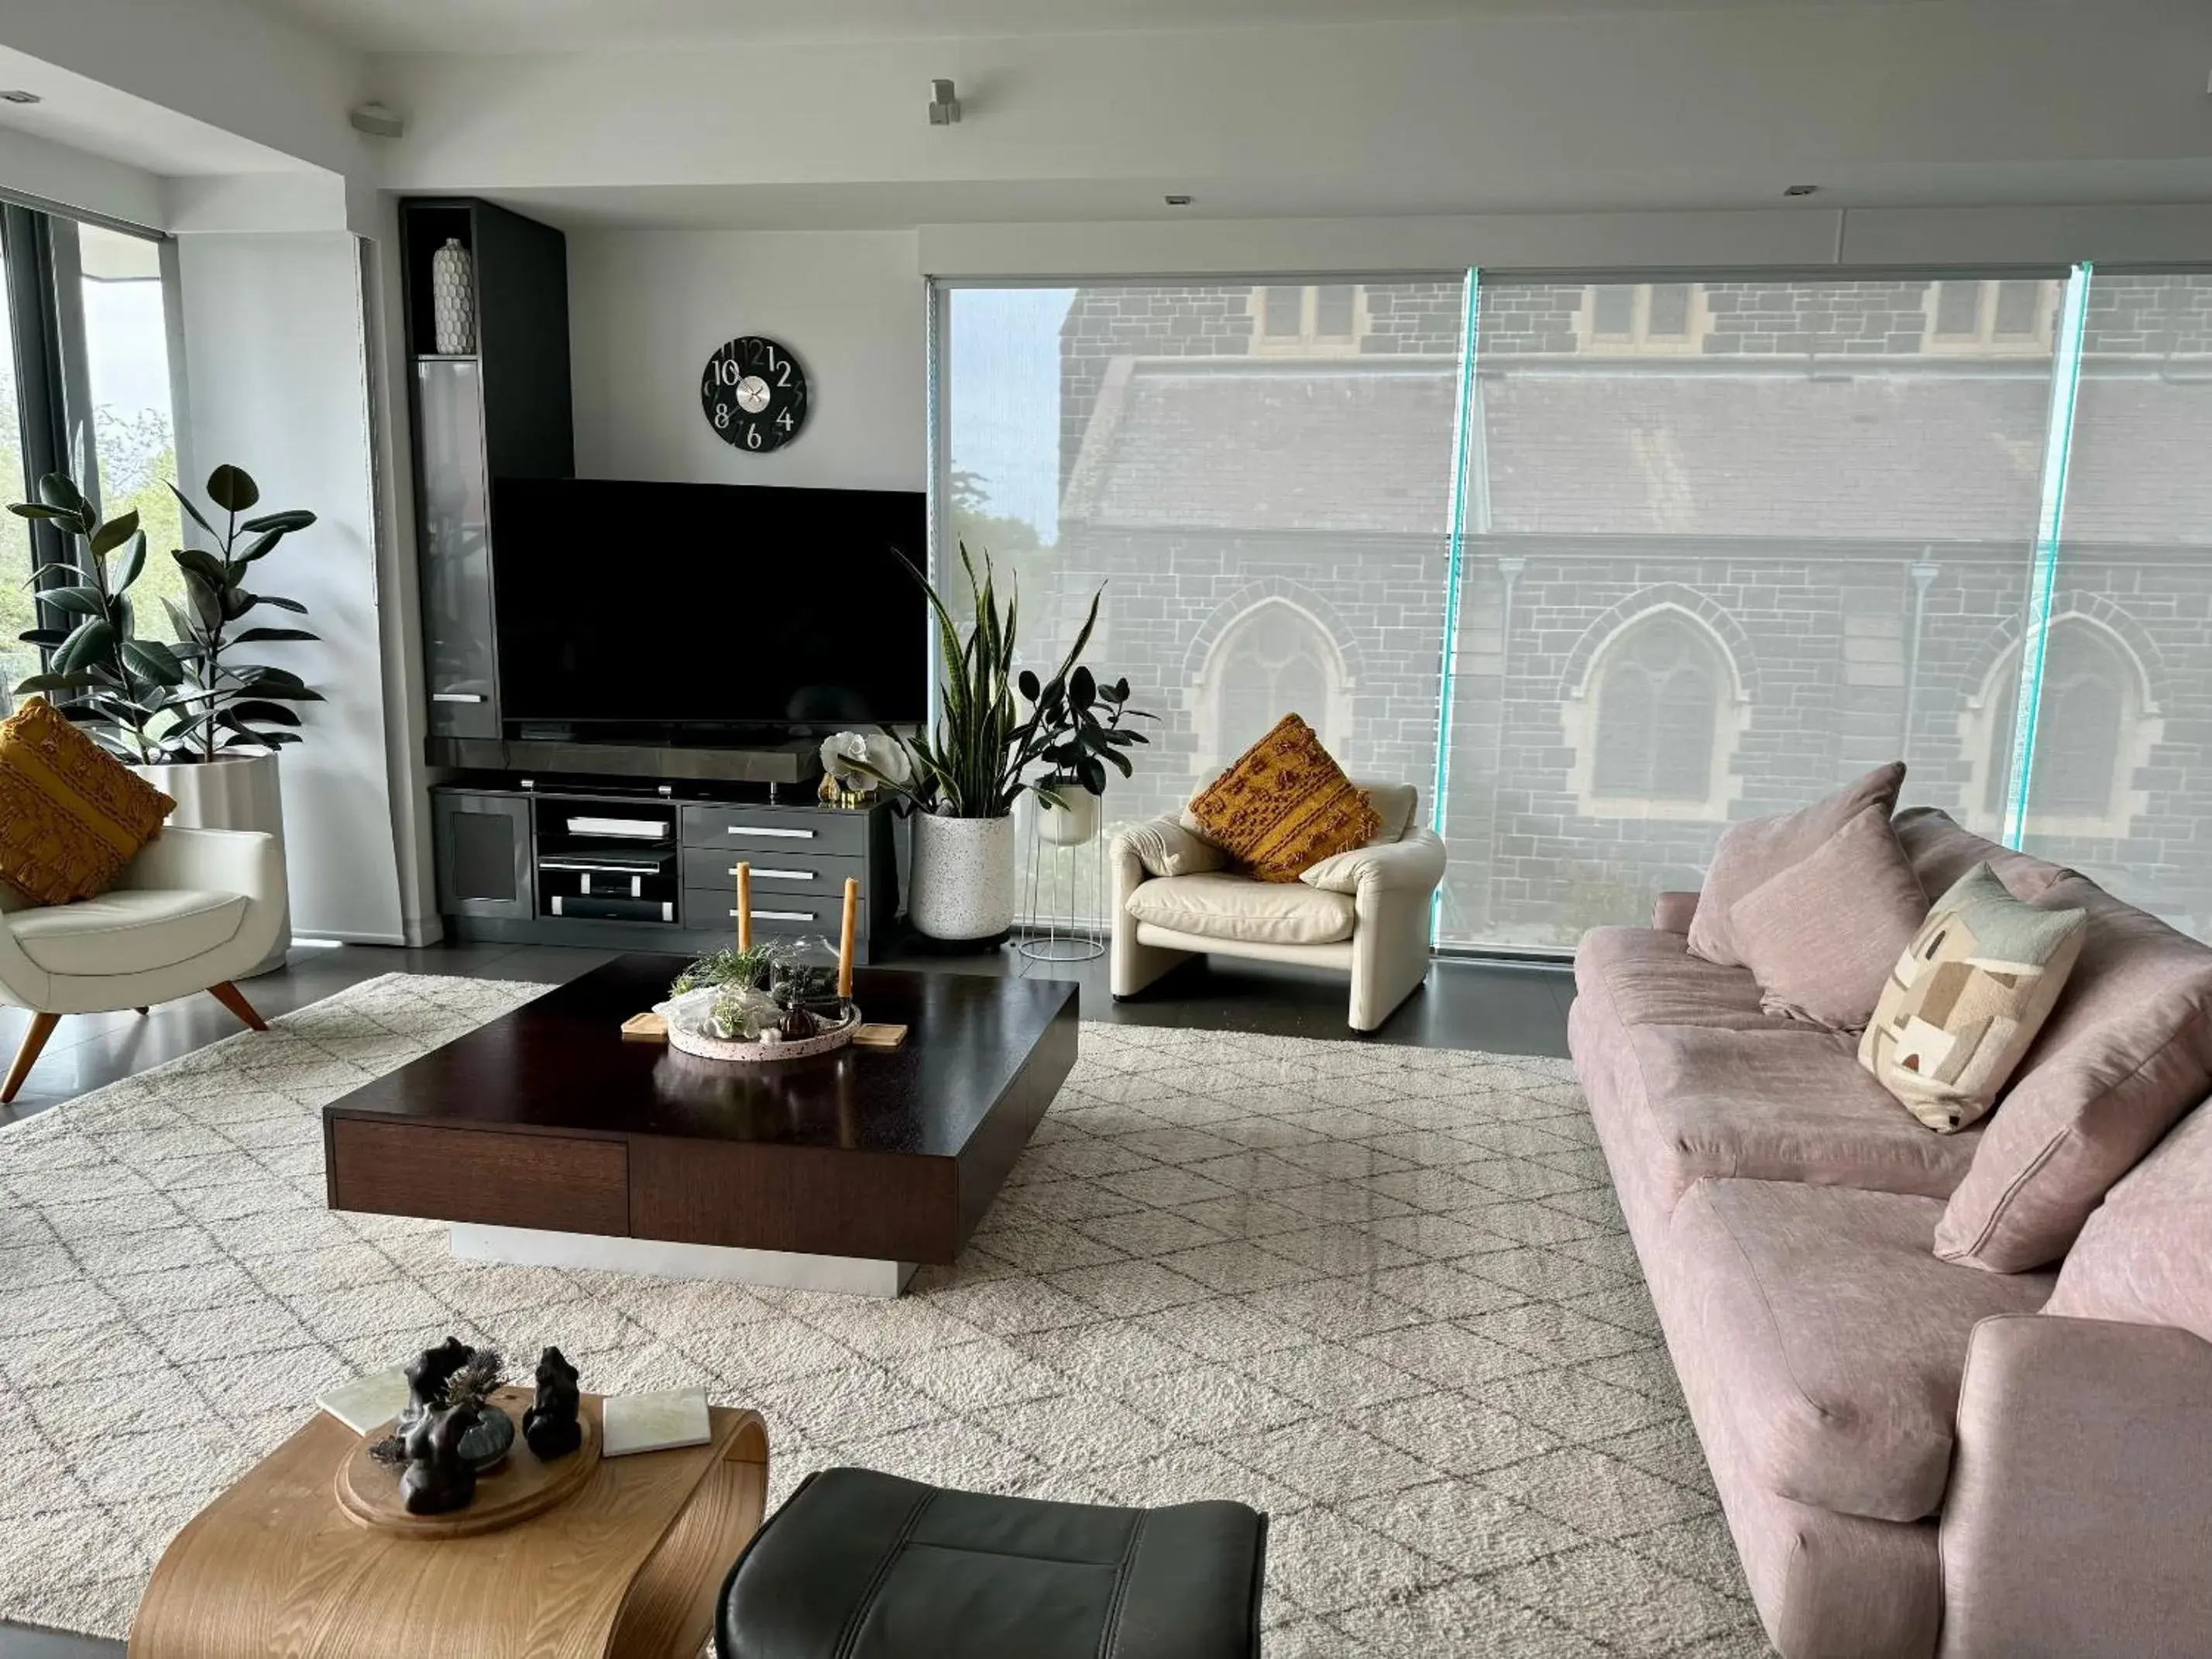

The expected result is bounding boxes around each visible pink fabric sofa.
[1571,808,2212,1658]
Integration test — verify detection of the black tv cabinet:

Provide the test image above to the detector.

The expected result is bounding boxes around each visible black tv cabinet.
[431,779,898,961]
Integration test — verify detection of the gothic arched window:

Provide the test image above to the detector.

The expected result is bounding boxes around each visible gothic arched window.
[1196,599,1350,776]
[1980,620,2142,826]
[1592,612,1726,802]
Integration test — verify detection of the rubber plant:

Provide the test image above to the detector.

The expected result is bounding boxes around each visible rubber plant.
[162,463,321,762]
[7,472,180,761]
[848,543,1151,816]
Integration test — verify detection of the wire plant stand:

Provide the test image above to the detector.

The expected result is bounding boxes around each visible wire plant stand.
[1015,802,1108,965]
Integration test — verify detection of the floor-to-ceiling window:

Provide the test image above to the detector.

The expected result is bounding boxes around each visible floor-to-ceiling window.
[0,205,177,709]
[2004,271,2212,932]
[1440,274,2062,947]
[939,279,1466,919]
[935,265,2212,949]
[74,224,181,640]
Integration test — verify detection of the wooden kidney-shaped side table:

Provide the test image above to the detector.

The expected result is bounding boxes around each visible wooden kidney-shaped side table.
[129,1392,769,1659]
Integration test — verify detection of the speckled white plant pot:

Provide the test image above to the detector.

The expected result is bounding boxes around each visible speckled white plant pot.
[908,812,1017,940]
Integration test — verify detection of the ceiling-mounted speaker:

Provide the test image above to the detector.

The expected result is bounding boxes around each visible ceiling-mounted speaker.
[928,78,961,125]
[349,101,404,139]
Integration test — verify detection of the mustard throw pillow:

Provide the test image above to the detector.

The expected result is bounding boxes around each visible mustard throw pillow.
[1187,713,1379,884]
[0,697,174,905]
[1858,862,2086,1133]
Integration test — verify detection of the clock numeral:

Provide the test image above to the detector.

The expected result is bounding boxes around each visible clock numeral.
[745,423,763,449]
[775,408,795,431]
[713,403,731,430]
[775,359,793,388]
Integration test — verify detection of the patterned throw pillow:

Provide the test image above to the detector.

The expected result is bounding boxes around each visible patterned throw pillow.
[1187,713,1379,884]
[0,697,174,905]
[1859,862,2087,1133]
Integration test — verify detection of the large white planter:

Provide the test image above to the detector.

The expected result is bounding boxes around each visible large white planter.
[908,812,1017,941]
[1036,785,1101,848]
[133,752,291,977]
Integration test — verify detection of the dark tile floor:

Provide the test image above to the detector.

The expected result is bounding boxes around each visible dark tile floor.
[0,936,1572,1656]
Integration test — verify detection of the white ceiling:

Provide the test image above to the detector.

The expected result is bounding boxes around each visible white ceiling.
[0,43,311,178]
[254,0,1901,54]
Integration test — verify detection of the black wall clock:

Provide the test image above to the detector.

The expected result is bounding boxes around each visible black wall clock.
[700,335,809,452]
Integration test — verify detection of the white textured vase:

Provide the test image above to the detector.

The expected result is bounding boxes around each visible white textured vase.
[132,752,291,977]
[430,238,476,355]
[1036,786,1101,848]
[908,812,1017,941]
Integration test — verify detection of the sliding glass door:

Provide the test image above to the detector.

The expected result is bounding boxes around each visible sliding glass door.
[935,266,2212,948]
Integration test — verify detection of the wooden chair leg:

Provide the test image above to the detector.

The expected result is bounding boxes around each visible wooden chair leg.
[2,1012,60,1104]
[208,981,270,1032]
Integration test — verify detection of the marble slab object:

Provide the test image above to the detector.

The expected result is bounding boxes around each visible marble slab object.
[603,1386,713,1458]
[316,1368,411,1434]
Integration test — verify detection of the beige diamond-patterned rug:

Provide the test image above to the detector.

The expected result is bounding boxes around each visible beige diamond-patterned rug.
[0,972,1766,1655]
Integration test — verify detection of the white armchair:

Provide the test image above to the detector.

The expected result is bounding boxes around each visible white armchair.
[0,826,286,1101]
[1110,781,1447,1032]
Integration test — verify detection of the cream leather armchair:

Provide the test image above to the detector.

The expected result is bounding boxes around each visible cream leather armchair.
[1110,781,1447,1032]
[0,826,285,1101]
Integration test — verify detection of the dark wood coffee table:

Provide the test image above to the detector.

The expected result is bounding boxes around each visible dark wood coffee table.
[321,957,1077,1295]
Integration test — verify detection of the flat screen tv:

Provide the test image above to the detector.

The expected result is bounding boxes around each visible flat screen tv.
[489,479,929,730]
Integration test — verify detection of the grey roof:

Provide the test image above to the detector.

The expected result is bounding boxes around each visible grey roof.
[1060,356,2212,546]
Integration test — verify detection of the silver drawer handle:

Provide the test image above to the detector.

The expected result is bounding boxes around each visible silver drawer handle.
[541,860,659,875]
[431,691,487,704]
[726,826,814,840]
[735,867,815,881]
[729,908,815,922]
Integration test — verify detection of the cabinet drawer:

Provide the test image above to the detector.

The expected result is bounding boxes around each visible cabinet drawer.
[679,803,869,857]
[327,1118,628,1235]
[683,887,854,936]
[681,846,866,896]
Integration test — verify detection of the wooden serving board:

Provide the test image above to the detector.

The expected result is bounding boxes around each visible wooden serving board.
[334,1386,599,1539]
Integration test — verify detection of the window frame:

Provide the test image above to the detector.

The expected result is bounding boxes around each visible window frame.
[1575,281,1711,356]
[1923,277,2058,355]
[1249,283,1369,356]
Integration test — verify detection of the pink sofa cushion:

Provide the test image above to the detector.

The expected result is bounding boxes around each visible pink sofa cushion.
[1686,761,1906,970]
[1626,1022,1986,1211]
[1575,924,1790,1033]
[1936,869,2212,1272]
[1891,806,2072,903]
[1730,803,1927,1032]
[1671,1179,2053,1523]
[2047,1101,2212,1343]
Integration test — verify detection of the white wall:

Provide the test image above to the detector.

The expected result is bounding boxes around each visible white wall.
[567,228,926,491]
[172,230,407,943]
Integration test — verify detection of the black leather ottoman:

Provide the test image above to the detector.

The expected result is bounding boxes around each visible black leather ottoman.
[716,1467,1269,1658]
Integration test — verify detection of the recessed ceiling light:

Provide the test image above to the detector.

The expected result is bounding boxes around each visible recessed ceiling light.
[0,90,43,105]
[1782,183,1821,198]
[1165,194,1194,207]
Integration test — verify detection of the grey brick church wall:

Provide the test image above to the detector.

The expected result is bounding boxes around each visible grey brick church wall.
[1037,279,2212,946]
